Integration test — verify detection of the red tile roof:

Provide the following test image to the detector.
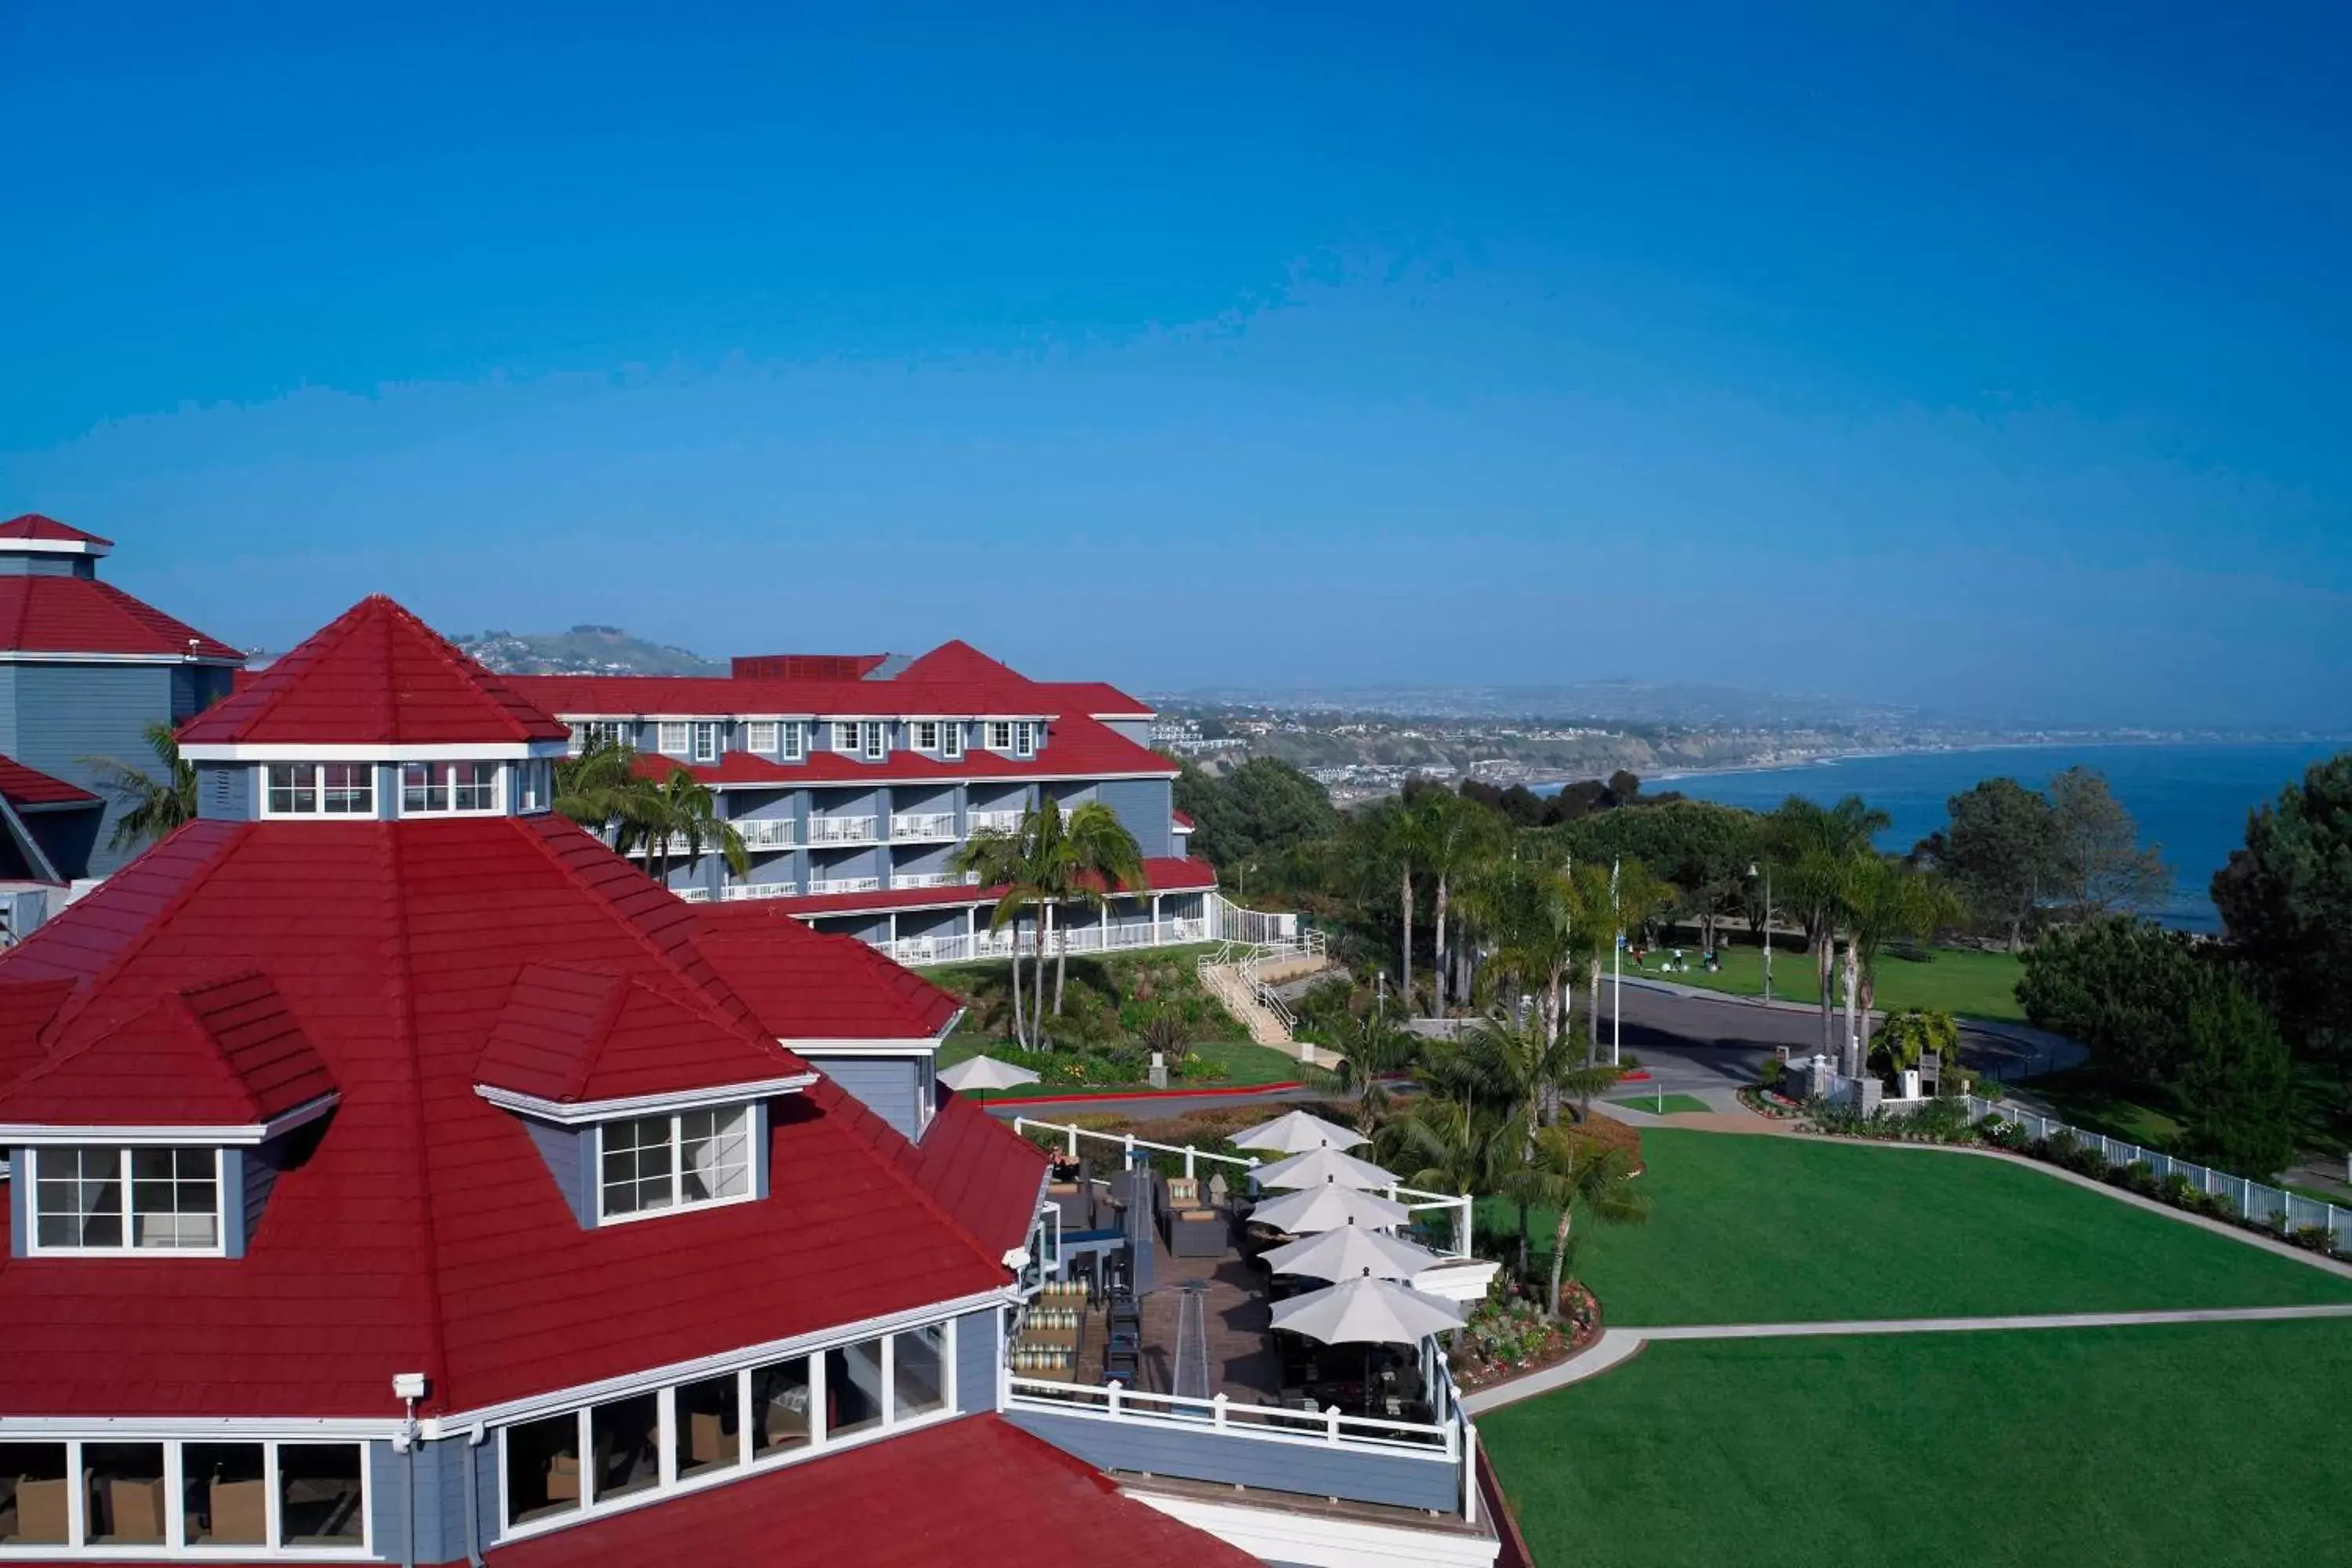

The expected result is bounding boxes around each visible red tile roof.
[0,813,1033,1418]
[490,1414,1254,1568]
[0,971,336,1128]
[0,756,100,808]
[895,1091,1049,1261]
[695,913,964,1038]
[0,574,241,660]
[0,978,76,1088]
[1172,810,1195,829]
[622,714,1174,790]
[179,595,571,746]
[474,961,804,1105]
[0,513,112,547]
[891,637,1024,684]
[766,855,1216,919]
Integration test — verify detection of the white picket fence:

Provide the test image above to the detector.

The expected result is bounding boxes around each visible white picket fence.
[1966,1096,2352,1253]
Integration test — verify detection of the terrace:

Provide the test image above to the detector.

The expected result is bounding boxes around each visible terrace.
[999,1120,1499,1534]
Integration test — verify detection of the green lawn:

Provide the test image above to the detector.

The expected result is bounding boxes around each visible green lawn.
[1493,1128,2352,1325]
[1607,1092,1713,1116]
[1483,1319,2352,1568]
[2013,1065,2186,1149]
[1642,940,2026,1023]
[933,1037,1305,1100]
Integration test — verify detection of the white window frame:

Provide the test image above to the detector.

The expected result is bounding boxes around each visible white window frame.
[25,1145,229,1258]
[0,1436,372,1555]
[519,759,554,815]
[691,722,721,764]
[656,722,691,757]
[258,761,376,818]
[592,1109,758,1227]
[572,720,629,755]
[747,720,779,755]
[831,721,860,755]
[399,760,507,818]
[1013,721,1038,759]
[860,722,886,762]
[910,720,939,753]
[779,721,806,762]
[985,721,1013,753]
[492,1317,959,1543]
[942,722,964,761]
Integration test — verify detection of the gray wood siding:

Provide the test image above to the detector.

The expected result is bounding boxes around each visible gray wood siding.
[1005,1407,1463,1513]
[199,762,255,821]
[804,1056,925,1142]
[953,1306,1001,1414]
[1094,778,1172,858]
[522,1117,596,1228]
[7,663,178,875]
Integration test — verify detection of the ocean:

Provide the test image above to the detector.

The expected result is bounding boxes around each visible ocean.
[1628,742,2350,932]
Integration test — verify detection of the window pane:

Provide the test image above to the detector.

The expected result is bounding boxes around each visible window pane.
[826,1340,886,1440]
[183,1442,268,1546]
[85,1442,167,1545]
[600,1116,675,1218]
[749,721,777,754]
[0,1443,69,1545]
[401,761,441,814]
[692,723,719,763]
[681,1107,751,1203]
[267,763,315,815]
[130,1146,218,1250]
[452,760,499,811]
[278,1443,365,1545]
[321,762,373,815]
[892,1323,949,1421]
[35,1145,123,1249]
[590,1393,661,1505]
[749,1357,811,1459]
[673,1373,739,1479]
[505,1413,580,1526]
[659,722,689,755]
[781,722,804,760]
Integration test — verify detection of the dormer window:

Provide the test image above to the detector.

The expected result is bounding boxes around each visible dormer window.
[263,763,374,817]
[831,720,859,754]
[657,722,691,757]
[779,720,806,760]
[1015,720,1038,757]
[692,722,721,764]
[748,720,779,754]
[29,1145,223,1254]
[401,760,502,815]
[913,720,939,752]
[942,722,964,761]
[987,722,1036,758]
[862,722,887,760]
[597,1107,754,1222]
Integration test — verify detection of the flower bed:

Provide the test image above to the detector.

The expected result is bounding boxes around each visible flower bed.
[1737,1085,1803,1120]
[1451,1279,1605,1392]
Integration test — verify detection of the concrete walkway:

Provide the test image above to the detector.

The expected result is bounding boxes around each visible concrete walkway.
[1461,1302,2352,1414]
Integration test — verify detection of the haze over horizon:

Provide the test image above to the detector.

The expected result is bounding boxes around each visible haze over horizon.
[5,2,2348,730]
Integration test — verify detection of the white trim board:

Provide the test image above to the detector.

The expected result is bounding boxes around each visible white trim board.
[475,1075,817,1126]
[182,741,572,762]
[1123,1488,1499,1568]
[0,1092,339,1148]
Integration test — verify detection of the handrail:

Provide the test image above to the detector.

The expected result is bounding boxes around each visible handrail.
[1004,1376,1460,1457]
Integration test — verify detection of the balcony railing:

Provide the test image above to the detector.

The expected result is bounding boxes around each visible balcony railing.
[891,869,981,891]
[808,875,883,895]
[967,809,1023,834]
[808,815,880,845]
[728,818,799,851]
[719,881,799,902]
[890,812,959,841]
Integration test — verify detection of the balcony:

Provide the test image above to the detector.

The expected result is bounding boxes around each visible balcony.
[889,811,960,842]
[891,869,980,891]
[967,809,1023,834]
[808,875,883,896]
[728,817,799,851]
[718,881,798,902]
[807,815,880,846]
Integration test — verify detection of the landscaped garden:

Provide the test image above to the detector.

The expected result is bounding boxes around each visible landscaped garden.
[1481,1317,2352,1568]
[1639,938,2027,1023]
[1492,1128,2352,1327]
[935,1036,1303,1099]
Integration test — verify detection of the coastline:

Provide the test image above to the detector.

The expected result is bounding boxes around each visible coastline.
[1638,735,2352,789]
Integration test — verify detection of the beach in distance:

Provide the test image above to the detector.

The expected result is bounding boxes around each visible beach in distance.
[1551,741,2351,932]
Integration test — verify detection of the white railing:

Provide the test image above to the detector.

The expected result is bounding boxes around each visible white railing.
[720,881,799,902]
[890,812,959,840]
[1042,916,1207,957]
[729,818,799,851]
[808,875,883,895]
[866,919,1203,967]
[968,810,1023,834]
[1012,1118,1472,1255]
[1965,1097,2352,1251]
[676,887,712,904]
[1003,1373,1462,1461]
[893,870,981,891]
[808,815,880,844]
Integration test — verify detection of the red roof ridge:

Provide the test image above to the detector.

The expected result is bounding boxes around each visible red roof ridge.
[475,959,799,1105]
[384,823,459,1417]
[0,513,113,547]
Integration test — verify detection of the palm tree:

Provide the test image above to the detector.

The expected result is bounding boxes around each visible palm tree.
[1047,800,1145,1015]
[1563,858,1671,1069]
[1523,1123,1648,1319]
[554,737,650,841]
[1381,1092,1511,1257]
[1766,795,1890,1058]
[954,820,1048,1050]
[1352,797,1434,1013]
[1459,1018,1624,1276]
[1309,1013,1422,1134]
[1464,849,1577,1051]
[1420,793,1507,1014]
[1840,856,1965,1074]
[82,721,197,852]
[614,764,747,888]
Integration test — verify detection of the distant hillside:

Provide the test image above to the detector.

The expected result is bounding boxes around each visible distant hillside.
[456,625,727,677]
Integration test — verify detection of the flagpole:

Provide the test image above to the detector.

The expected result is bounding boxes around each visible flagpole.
[1610,858,1622,1067]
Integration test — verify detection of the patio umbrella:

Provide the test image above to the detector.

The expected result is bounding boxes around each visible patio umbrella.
[1261,1224,1445,1283]
[1252,1145,1397,1192]
[1269,1272,1468,1416]
[937,1054,1041,1092]
[1230,1109,1368,1155]
[1248,1181,1408,1235]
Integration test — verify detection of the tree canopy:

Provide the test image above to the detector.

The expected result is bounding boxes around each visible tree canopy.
[1174,757,1339,883]
[1915,776,2056,949]
[2212,752,2352,1112]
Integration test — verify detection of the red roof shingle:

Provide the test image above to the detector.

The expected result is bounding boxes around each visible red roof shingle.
[0,513,112,547]
[695,913,964,1038]
[180,595,570,746]
[0,756,100,808]
[474,960,804,1105]
[0,575,241,660]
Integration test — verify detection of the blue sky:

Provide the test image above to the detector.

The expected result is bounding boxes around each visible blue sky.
[4,2,2348,726]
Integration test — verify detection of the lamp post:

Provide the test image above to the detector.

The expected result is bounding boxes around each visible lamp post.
[1748,862,1773,1005]
[1610,858,1623,1066]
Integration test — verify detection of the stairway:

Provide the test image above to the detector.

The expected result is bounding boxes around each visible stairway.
[1196,935,1340,1066]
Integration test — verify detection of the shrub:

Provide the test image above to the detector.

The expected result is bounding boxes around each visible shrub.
[2112,1161,2160,1198]
[1756,1058,1784,1091]
[2158,1171,2196,1207]
[2292,1225,2340,1257]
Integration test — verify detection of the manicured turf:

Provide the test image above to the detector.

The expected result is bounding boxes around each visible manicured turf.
[1607,1092,1713,1116]
[1508,1129,2352,1325]
[2016,1065,2186,1148]
[1645,940,2026,1022]
[1482,1319,2352,1568]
